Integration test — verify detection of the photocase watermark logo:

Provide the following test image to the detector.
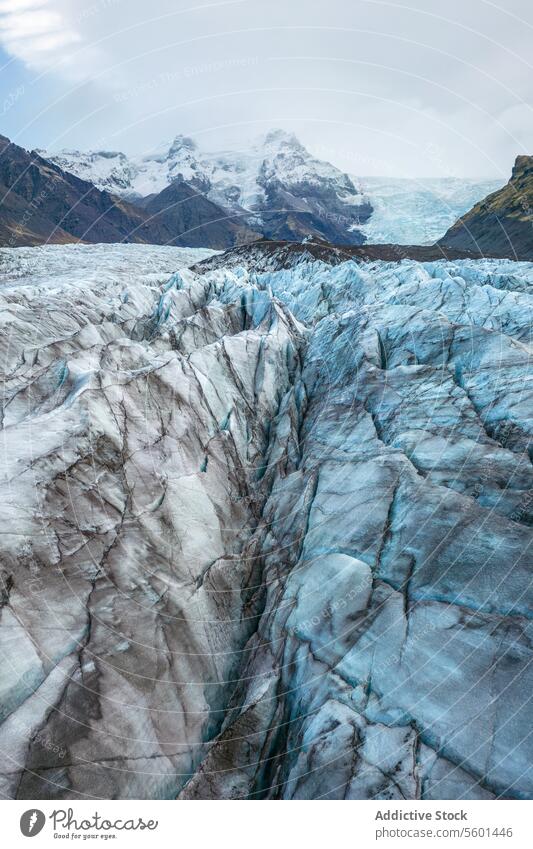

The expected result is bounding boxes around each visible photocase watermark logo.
[20,809,45,837]
[17,808,159,839]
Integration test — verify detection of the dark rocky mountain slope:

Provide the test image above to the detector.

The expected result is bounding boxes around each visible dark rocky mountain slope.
[141,180,259,248]
[0,135,257,249]
[440,155,533,260]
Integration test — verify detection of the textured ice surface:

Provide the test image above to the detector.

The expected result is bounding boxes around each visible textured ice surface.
[0,245,531,800]
[0,244,216,291]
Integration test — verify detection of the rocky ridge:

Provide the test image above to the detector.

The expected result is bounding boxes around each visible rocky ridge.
[440,156,533,260]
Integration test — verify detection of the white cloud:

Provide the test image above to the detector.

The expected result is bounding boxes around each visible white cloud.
[0,0,100,77]
[0,0,531,176]
[0,0,49,10]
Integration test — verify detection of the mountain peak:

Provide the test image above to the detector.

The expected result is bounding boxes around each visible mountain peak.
[512,154,533,180]
[262,128,302,149]
[168,134,198,156]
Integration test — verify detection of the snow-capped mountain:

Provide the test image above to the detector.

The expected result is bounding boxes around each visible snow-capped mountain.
[43,130,362,207]
[0,134,257,249]
[42,130,372,245]
[44,148,141,195]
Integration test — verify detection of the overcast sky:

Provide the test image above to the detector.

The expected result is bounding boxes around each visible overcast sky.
[0,0,531,177]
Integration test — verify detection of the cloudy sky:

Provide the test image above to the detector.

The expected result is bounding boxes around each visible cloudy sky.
[0,0,531,177]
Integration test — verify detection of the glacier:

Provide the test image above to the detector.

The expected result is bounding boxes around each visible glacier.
[0,243,531,800]
[356,176,505,245]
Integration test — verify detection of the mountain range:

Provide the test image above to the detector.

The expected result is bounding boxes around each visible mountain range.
[0,134,256,249]
[42,129,373,245]
[1,129,531,256]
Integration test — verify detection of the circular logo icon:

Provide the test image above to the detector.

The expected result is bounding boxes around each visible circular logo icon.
[20,809,46,837]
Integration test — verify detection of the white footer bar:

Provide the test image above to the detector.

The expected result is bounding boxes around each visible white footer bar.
[1,799,529,848]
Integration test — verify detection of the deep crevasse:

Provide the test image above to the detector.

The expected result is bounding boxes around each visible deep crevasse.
[0,246,532,800]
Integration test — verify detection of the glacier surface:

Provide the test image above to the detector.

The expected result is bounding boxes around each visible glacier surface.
[0,244,531,800]
[357,176,505,245]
